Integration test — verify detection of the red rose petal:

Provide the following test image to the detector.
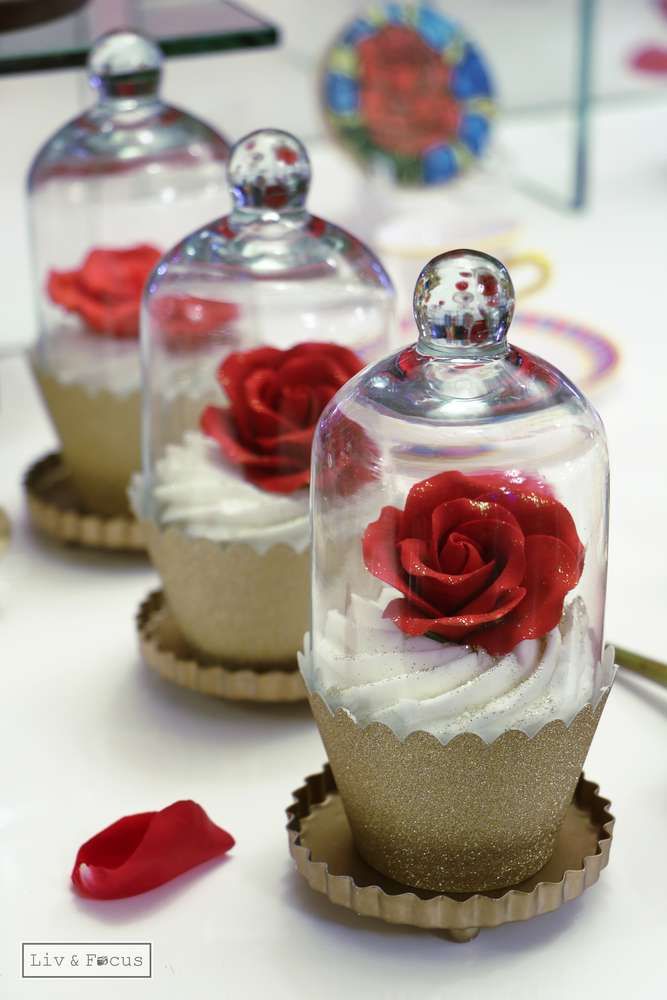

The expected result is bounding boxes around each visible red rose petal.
[402,471,511,539]
[477,487,584,572]
[246,467,311,493]
[200,407,296,471]
[470,534,581,655]
[47,244,161,339]
[451,519,527,614]
[383,587,526,642]
[430,497,521,564]
[150,295,239,348]
[364,469,583,655]
[207,341,363,493]
[71,801,234,900]
[398,536,496,611]
[363,506,415,595]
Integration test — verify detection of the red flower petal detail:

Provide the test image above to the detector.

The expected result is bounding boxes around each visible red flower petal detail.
[383,587,526,642]
[363,469,584,656]
[398,536,496,611]
[203,341,363,493]
[71,801,234,900]
[468,534,581,655]
[48,244,161,340]
[150,295,239,350]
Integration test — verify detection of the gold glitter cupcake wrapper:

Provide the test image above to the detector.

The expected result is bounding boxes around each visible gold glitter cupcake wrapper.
[287,763,614,941]
[24,453,145,552]
[143,521,310,664]
[309,690,609,892]
[137,589,307,703]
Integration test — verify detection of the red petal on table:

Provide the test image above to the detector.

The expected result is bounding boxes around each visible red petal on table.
[71,800,234,900]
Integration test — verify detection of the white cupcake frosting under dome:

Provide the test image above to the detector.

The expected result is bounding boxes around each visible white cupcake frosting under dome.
[300,593,615,744]
[132,430,310,555]
[34,326,221,399]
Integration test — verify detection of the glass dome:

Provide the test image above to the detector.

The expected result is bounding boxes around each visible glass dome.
[134,128,395,671]
[141,127,395,483]
[309,248,609,728]
[28,28,230,517]
[303,249,612,891]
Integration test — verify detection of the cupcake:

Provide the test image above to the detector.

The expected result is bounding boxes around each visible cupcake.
[28,29,230,517]
[301,250,614,892]
[133,128,395,673]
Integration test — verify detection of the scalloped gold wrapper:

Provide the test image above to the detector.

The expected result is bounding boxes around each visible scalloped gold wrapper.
[309,691,608,892]
[142,521,309,666]
[33,368,140,516]
[287,764,614,941]
[138,589,307,703]
[24,453,145,551]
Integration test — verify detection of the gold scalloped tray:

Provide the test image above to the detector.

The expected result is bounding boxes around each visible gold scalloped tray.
[24,452,144,552]
[287,764,614,942]
[138,589,307,703]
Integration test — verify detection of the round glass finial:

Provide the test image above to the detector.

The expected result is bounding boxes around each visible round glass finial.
[228,129,311,213]
[414,249,515,357]
[88,29,162,101]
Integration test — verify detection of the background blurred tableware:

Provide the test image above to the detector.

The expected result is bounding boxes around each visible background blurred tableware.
[376,209,550,312]
[322,2,495,187]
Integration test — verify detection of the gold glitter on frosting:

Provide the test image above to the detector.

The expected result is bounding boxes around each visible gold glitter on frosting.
[309,692,608,893]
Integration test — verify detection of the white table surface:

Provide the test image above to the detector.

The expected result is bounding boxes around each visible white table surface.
[2,11,667,997]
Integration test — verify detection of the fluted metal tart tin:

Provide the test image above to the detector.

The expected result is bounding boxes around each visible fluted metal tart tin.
[138,589,307,703]
[24,452,144,551]
[287,764,614,942]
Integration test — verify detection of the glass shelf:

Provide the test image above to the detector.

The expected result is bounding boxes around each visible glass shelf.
[0,0,278,75]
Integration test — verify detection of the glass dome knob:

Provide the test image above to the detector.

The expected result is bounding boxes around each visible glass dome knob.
[414,250,515,357]
[88,29,162,101]
[228,129,311,213]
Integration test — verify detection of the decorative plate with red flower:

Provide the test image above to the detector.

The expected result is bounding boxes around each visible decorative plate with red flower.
[323,2,495,185]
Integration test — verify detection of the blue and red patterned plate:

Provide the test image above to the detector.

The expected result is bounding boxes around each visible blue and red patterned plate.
[323,2,495,186]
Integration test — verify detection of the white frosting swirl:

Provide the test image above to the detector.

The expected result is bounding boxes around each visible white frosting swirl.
[132,430,309,554]
[300,591,614,743]
[34,327,219,399]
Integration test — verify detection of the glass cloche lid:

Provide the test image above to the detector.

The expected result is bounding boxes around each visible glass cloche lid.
[140,127,396,489]
[29,28,230,186]
[308,249,609,736]
[27,28,231,519]
[142,127,395,368]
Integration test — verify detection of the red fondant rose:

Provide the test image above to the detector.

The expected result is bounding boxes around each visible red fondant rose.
[150,295,240,351]
[48,244,161,339]
[363,471,584,656]
[71,800,234,900]
[201,342,363,493]
[358,24,461,157]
